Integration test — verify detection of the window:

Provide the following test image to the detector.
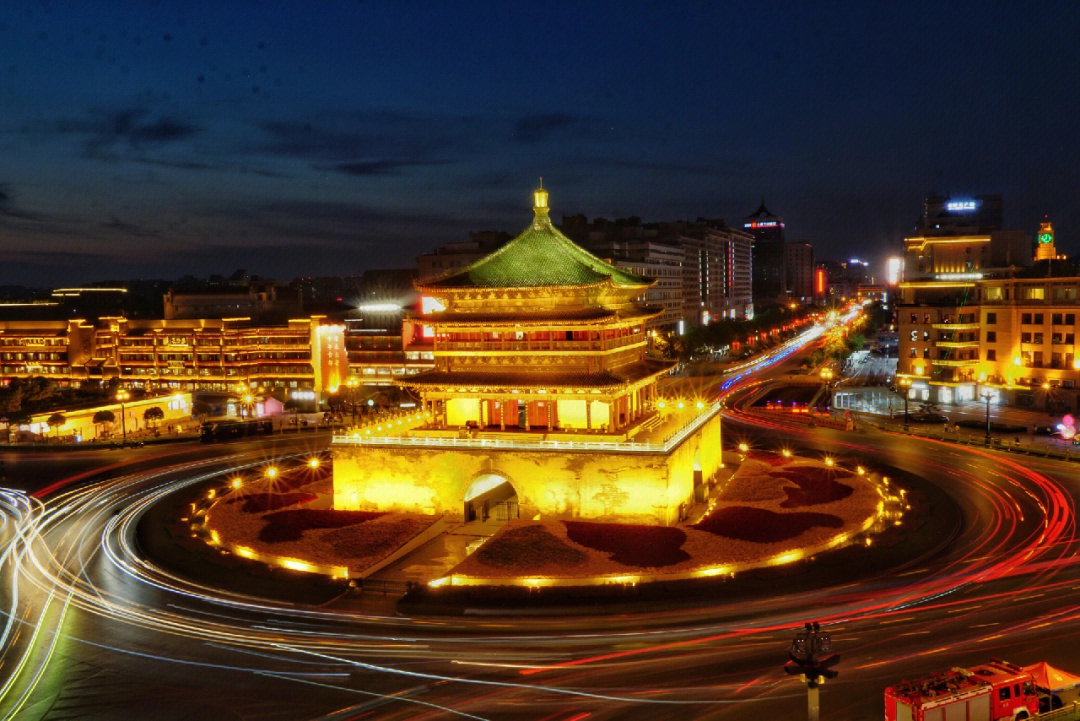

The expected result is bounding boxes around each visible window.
[1069,314,1076,325]
[999,687,1011,702]
[1053,333,1065,344]
[986,349,996,361]
[1022,333,1032,343]
[984,286,1004,301]
[1070,334,1076,344]
[923,313,930,324]
[923,331,930,341]
[986,312,997,324]
[1035,314,1045,324]
[1034,333,1044,344]
[1053,314,1064,325]
[910,313,917,323]
[986,331,996,342]
[923,348,930,358]
[1022,313,1032,324]
[1054,287,1078,300]
[1025,287,1046,300]
[910,330,918,341]
[910,347,917,358]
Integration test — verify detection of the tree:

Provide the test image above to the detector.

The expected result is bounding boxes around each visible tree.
[191,402,213,419]
[92,409,115,438]
[46,412,66,439]
[143,406,164,428]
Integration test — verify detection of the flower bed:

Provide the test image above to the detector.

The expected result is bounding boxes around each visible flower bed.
[204,470,440,576]
[233,492,319,514]
[445,455,885,584]
[563,521,689,567]
[769,466,854,507]
[258,509,387,543]
[693,506,843,543]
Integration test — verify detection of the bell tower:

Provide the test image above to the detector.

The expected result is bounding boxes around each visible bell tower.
[1035,218,1060,261]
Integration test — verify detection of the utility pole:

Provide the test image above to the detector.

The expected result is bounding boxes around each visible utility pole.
[785,622,840,721]
[981,391,993,444]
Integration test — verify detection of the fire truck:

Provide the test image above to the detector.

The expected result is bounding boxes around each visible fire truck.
[885,659,1038,721]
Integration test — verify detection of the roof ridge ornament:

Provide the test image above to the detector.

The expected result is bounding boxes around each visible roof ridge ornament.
[532,180,550,224]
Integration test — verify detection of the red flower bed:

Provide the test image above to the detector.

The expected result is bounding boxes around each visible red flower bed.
[744,450,794,467]
[234,492,317,514]
[258,510,386,543]
[694,506,843,543]
[563,521,689,567]
[769,467,854,507]
[475,525,586,569]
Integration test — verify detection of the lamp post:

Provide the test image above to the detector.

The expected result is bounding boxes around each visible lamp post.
[116,389,129,447]
[898,377,911,429]
[981,390,993,443]
[784,622,839,721]
[346,377,360,424]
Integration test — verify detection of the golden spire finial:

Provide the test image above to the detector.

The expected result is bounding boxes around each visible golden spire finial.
[533,179,549,217]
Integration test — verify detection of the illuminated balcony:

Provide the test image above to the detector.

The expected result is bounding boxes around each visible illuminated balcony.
[930,322,981,330]
[931,358,979,367]
[934,341,979,349]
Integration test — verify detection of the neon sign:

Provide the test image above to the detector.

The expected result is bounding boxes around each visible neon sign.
[945,200,978,211]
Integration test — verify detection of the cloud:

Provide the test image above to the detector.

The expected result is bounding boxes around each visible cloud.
[257,110,485,167]
[0,184,45,222]
[74,108,199,156]
[323,159,449,177]
[512,112,599,144]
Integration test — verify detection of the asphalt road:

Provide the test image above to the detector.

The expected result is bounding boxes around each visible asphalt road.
[3,319,1080,720]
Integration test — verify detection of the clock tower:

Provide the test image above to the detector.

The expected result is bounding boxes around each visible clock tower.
[1035,219,1059,261]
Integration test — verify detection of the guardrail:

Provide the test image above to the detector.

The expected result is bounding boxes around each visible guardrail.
[859,414,1080,462]
[332,402,722,454]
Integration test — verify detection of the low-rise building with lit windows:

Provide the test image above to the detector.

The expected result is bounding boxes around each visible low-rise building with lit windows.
[897,218,1080,409]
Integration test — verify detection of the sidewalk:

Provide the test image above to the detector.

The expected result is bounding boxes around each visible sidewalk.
[853,411,1080,459]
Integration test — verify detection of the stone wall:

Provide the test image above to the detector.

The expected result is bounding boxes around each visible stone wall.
[332,411,721,526]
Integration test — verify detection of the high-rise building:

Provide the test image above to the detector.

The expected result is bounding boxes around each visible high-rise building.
[583,236,685,333]
[680,223,754,326]
[785,242,815,302]
[744,201,786,304]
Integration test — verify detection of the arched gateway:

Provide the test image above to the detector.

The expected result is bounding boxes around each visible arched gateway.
[463,474,519,523]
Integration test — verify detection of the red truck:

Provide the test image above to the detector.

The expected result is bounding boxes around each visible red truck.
[885,659,1038,721]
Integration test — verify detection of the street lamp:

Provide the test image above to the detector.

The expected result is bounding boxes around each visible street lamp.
[981,390,993,443]
[784,622,839,721]
[898,377,911,429]
[115,388,130,446]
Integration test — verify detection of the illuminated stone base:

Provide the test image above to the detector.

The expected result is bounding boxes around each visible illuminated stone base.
[332,412,722,526]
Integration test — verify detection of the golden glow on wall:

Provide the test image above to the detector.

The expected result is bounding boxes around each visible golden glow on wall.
[557,399,588,428]
[447,398,480,426]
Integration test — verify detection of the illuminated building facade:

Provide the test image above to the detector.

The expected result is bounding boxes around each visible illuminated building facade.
[785,241,815,302]
[680,224,754,325]
[896,198,1077,408]
[333,186,723,526]
[0,315,431,399]
[744,201,786,303]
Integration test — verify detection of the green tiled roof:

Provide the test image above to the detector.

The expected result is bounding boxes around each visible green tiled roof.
[421,213,652,289]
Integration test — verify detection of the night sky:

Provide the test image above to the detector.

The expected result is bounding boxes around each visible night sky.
[2,1,1078,286]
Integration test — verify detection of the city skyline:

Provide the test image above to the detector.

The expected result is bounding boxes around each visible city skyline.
[3,1,1079,286]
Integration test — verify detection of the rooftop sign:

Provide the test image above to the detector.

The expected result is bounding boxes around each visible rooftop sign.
[945,200,978,212]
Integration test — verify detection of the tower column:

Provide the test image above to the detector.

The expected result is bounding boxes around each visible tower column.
[547,400,554,430]
[523,400,530,431]
[499,400,505,430]
[586,401,592,431]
